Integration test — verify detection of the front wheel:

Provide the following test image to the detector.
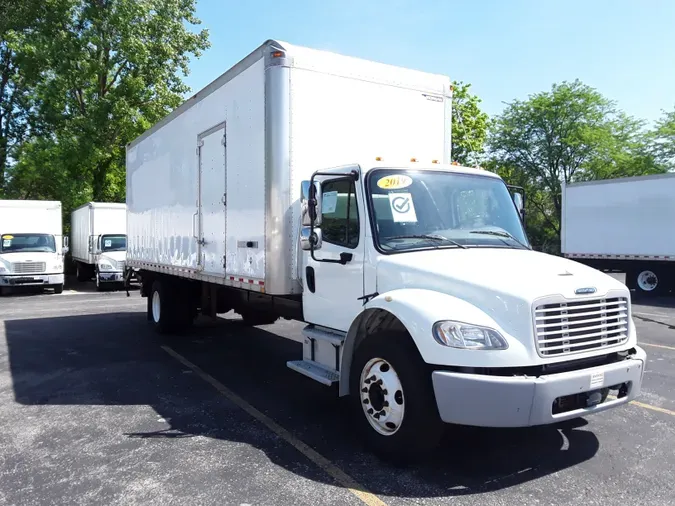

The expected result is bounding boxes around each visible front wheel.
[349,331,445,464]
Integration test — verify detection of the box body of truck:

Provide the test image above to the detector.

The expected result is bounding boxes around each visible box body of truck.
[126,40,646,463]
[126,39,453,295]
[0,199,66,294]
[562,173,675,296]
[71,202,127,286]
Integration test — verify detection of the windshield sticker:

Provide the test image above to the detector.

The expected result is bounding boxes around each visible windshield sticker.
[2,235,13,240]
[2,239,10,248]
[377,175,413,190]
[322,190,338,214]
[388,192,418,223]
[104,239,112,248]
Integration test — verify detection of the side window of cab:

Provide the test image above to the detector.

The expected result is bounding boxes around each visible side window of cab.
[321,179,359,248]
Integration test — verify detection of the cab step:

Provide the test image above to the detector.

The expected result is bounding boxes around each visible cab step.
[301,325,345,346]
[287,360,339,386]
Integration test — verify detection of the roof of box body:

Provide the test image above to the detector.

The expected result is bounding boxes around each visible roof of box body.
[126,39,453,150]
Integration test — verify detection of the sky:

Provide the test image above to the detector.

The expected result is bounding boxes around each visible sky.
[185,0,675,125]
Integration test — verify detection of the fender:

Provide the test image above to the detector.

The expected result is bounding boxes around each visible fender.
[339,288,530,396]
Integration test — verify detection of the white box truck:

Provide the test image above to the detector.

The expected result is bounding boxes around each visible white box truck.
[125,40,646,462]
[71,202,127,290]
[0,199,67,295]
[562,173,675,297]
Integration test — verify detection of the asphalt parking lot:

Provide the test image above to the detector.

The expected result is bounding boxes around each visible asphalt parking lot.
[1,277,674,506]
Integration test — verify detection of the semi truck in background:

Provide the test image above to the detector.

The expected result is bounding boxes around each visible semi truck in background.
[124,40,646,462]
[0,199,67,295]
[562,173,675,297]
[71,202,127,290]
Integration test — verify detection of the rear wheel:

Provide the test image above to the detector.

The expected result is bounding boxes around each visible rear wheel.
[239,309,278,326]
[76,263,89,282]
[627,266,668,297]
[148,279,195,334]
[349,330,445,464]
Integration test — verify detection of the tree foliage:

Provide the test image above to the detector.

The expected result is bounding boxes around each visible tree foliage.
[487,79,664,249]
[4,0,209,213]
[652,107,675,170]
[451,81,489,166]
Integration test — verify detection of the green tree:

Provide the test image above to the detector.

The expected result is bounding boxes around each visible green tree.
[7,0,210,205]
[0,0,46,194]
[451,81,489,166]
[487,79,663,248]
[652,107,675,170]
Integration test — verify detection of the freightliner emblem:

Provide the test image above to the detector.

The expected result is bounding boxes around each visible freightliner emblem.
[575,287,597,295]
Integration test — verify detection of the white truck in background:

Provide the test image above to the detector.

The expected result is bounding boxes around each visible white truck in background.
[71,202,127,290]
[0,199,67,295]
[562,173,675,297]
[125,40,646,462]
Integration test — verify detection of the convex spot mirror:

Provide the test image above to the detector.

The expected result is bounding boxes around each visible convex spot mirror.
[300,227,322,251]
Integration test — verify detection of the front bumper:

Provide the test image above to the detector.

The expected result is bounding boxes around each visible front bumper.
[431,346,646,427]
[0,273,64,287]
[98,271,124,282]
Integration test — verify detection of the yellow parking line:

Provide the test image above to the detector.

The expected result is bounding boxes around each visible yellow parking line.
[640,342,675,352]
[629,400,675,417]
[161,345,388,506]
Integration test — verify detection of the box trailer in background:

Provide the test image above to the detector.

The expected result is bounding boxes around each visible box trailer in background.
[71,202,127,290]
[125,40,646,462]
[562,172,675,296]
[0,199,67,295]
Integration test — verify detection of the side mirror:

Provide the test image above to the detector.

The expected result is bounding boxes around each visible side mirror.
[300,227,322,251]
[88,236,94,254]
[301,180,322,227]
[62,237,69,254]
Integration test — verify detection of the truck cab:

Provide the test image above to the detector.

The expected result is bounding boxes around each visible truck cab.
[88,233,127,288]
[294,161,646,460]
[0,200,67,295]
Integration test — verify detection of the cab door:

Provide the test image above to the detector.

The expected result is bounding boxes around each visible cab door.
[302,176,366,332]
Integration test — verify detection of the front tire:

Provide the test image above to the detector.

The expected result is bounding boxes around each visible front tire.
[349,330,445,464]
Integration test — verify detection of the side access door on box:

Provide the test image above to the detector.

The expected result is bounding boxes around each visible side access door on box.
[197,122,227,275]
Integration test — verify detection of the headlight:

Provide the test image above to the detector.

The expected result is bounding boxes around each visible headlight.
[432,320,509,350]
[99,262,113,271]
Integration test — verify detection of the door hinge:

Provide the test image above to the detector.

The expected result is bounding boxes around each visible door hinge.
[222,255,226,268]
[221,134,226,147]
[221,193,227,206]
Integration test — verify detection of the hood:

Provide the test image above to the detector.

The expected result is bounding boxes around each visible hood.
[0,251,59,264]
[376,247,628,338]
[100,250,126,263]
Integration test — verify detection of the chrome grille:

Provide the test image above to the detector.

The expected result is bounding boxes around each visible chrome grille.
[11,262,46,274]
[534,297,629,357]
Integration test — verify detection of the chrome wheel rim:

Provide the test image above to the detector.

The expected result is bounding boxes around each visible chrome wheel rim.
[359,357,405,436]
[152,290,161,323]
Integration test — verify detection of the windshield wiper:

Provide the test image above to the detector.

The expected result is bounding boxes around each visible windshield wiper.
[469,230,530,249]
[383,234,467,249]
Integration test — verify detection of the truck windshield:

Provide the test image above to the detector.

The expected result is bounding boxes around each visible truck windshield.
[0,233,56,253]
[367,169,529,252]
[101,234,127,252]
